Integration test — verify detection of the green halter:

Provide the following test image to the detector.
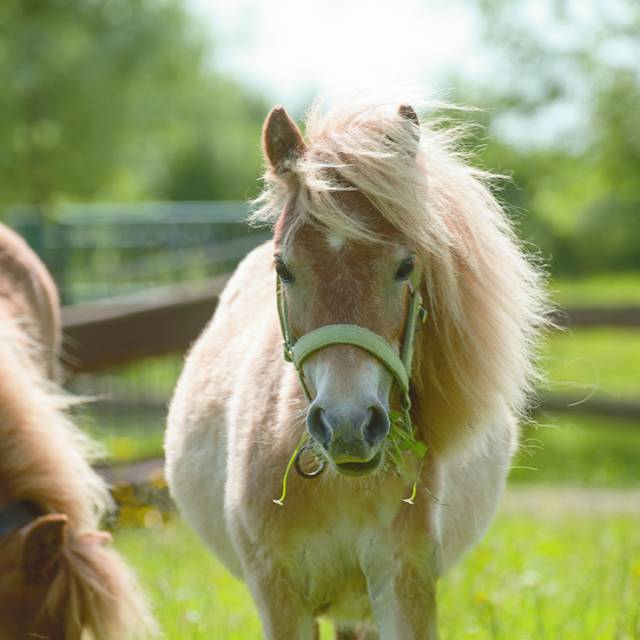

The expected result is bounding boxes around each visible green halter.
[273,271,428,505]
[276,272,427,426]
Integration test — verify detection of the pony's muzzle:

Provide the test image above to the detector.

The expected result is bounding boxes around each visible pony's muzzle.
[306,401,390,475]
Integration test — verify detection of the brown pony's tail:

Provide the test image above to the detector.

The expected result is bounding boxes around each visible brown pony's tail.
[46,528,158,640]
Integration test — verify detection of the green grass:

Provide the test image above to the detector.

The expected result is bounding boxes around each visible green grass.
[115,514,640,639]
[551,273,640,306]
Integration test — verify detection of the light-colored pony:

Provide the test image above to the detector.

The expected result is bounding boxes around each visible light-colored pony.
[0,223,156,639]
[166,101,548,639]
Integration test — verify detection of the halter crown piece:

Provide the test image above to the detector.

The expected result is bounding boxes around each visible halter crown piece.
[275,269,428,494]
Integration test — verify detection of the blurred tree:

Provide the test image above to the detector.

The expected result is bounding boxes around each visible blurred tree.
[451,0,640,275]
[0,0,265,210]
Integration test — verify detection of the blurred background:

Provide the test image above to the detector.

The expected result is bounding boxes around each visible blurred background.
[2,0,639,637]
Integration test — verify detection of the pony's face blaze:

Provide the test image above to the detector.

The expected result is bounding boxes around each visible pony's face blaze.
[275,196,416,476]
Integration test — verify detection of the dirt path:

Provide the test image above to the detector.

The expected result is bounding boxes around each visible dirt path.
[500,486,640,515]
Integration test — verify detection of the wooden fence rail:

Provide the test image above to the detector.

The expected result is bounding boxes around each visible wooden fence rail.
[62,275,640,373]
[61,276,227,372]
[551,306,640,328]
[62,281,640,420]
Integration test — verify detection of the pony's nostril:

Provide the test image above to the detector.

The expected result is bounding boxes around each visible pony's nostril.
[307,404,332,448]
[363,404,390,446]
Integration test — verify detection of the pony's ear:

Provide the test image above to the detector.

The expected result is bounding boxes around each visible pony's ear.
[398,104,421,154]
[263,106,306,175]
[21,514,68,582]
[81,530,112,546]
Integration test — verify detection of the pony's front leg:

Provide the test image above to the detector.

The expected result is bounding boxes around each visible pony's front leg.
[363,545,438,640]
[245,567,317,640]
[233,527,315,640]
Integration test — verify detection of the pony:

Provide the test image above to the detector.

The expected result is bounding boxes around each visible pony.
[0,223,156,639]
[165,100,549,639]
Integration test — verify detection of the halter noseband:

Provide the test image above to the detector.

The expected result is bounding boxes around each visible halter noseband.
[0,500,43,537]
[276,271,427,478]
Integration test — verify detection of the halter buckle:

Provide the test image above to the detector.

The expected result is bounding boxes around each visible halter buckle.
[283,342,294,363]
[294,445,326,479]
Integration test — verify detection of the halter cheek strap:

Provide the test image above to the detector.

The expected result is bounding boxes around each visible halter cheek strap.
[0,500,43,537]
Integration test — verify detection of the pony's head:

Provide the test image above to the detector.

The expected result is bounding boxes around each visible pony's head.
[0,514,72,639]
[260,104,425,475]
[0,509,154,640]
[253,100,548,466]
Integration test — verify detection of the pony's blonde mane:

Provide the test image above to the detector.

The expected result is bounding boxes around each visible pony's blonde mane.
[0,316,156,638]
[251,100,550,454]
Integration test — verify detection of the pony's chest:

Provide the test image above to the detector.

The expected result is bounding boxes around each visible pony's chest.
[286,518,393,621]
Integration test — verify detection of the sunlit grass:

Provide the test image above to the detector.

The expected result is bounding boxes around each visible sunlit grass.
[115,514,640,639]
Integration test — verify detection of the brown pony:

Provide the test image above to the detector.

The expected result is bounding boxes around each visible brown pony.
[0,223,156,639]
[166,101,548,639]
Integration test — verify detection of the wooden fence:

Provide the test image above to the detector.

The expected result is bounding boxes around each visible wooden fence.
[61,278,640,419]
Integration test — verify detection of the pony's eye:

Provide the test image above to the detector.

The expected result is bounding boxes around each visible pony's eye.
[395,257,415,281]
[275,257,294,283]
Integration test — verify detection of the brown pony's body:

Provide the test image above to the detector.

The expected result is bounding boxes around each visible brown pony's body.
[166,101,548,638]
[0,223,155,639]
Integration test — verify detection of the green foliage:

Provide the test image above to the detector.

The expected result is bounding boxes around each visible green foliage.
[0,0,266,208]
[455,0,640,277]
[551,273,640,306]
[115,513,640,638]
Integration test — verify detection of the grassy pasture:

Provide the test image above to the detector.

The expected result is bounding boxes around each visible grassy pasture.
[115,512,640,639]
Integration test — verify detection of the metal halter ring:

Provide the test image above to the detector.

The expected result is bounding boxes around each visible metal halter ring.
[294,445,326,479]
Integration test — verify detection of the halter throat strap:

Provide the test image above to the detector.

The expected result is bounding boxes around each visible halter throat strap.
[0,500,43,537]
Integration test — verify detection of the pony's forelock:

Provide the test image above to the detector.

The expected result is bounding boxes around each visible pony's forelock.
[250,98,551,454]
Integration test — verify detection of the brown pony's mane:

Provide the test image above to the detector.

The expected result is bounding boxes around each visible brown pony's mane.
[250,100,550,454]
[0,318,109,529]
[0,235,156,638]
